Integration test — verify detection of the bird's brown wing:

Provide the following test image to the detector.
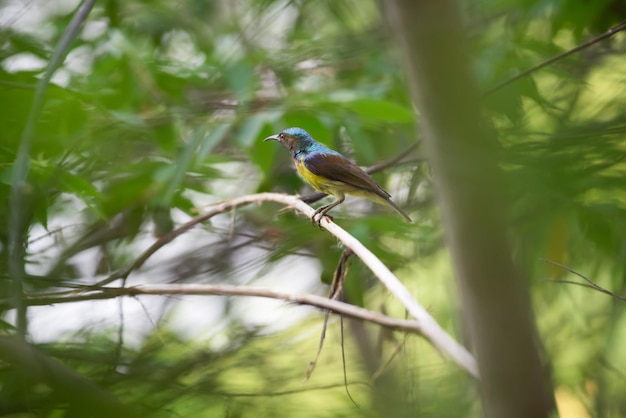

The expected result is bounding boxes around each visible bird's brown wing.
[304,153,390,198]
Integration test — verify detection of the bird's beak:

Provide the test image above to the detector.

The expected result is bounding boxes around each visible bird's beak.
[263,134,279,142]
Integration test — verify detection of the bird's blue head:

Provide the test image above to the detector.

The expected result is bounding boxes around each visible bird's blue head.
[264,127,322,158]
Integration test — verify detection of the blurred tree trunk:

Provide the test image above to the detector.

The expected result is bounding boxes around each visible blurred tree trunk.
[380,1,555,417]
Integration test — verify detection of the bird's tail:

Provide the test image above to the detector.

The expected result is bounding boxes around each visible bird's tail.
[367,193,412,222]
[384,198,413,222]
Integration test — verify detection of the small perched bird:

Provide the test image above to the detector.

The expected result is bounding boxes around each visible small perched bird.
[264,127,412,224]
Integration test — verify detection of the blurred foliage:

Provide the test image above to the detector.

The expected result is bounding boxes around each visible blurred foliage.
[0,0,625,416]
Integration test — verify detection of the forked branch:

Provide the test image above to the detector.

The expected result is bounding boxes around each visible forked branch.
[32,192,479,378]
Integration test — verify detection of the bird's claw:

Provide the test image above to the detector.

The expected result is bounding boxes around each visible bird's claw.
[311,212,333,229]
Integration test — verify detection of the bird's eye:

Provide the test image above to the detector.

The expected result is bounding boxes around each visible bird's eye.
[279,133,284,139]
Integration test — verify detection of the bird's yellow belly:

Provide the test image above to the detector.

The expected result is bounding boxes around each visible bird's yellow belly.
[296,161,329,192]
[296,159,373,200]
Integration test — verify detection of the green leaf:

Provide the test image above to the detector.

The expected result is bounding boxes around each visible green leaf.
[235,116,265,147]
[198,123,231,160]
[57,171,101,201]
[334,97,414,123]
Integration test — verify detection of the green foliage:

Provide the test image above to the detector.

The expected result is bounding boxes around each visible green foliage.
[1,0,626,416]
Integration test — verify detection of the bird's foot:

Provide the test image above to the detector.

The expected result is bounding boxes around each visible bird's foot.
[311,211,333,229]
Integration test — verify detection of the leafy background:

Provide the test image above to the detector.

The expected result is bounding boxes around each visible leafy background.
[1,0,625,416]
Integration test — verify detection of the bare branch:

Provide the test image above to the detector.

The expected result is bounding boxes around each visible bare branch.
[485,20,626,95]
[540,258,626,302]
[306,249,353,381]
[27,283,427,334]
[33,192,477,377]
[371,334,408,383]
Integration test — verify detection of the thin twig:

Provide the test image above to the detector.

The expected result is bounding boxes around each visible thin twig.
[366,142,421,174]
[8,0,97,337]
[540,258,626,302]
[93,196,269,287]
[485,20,626,95]
[542,279,597,291]
[340,313,360,408]
[108,297,125,384]
[211,381,371,398]
[305,311,333,381]
[371,334,409,382]
[306,249,353,381]
[310,249,359,405]
[334,251,358,406]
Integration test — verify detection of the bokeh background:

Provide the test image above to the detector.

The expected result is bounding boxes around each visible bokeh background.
[1,0,626,416]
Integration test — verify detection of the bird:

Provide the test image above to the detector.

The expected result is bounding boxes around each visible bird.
[264,127,412,225]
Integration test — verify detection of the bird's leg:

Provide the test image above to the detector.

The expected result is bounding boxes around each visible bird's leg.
[312,204,335,227]
[312,193,345,228]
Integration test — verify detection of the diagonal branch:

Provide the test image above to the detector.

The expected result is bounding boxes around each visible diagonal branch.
[72,192,477,377]
[541,258,626,302]
[485,19,626,95]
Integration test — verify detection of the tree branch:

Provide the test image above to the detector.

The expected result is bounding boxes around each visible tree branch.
[541,258,626,302]
[485,19,626,95]
[47,192,477,377]
[26,284,427,334]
